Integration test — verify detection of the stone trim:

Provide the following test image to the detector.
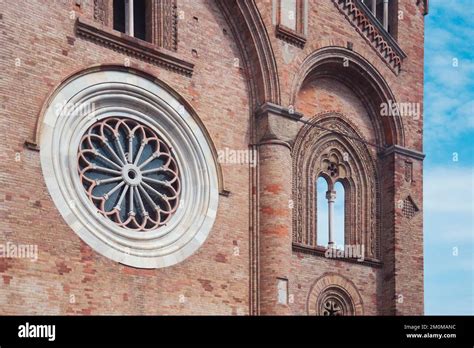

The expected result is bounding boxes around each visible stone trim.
[75,18,193,77]
[256,102,303,121]
[93,0,109,26]
[217,0,281,108]
[148,0,178,51]
[380,145,426,161]
[332,0,406,74]
[276,24,306,49]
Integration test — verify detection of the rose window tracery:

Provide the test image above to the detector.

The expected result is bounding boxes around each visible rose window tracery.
[322,298,344,316]
[317,286,355,316]
[78,117,180,231]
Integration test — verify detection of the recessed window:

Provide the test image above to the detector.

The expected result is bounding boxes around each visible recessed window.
[277,278,289,305]
[280,0,297,31]
[293,116,380,259]
[316,177,329,247]
[113,0,148,41]
[273,0,307,48]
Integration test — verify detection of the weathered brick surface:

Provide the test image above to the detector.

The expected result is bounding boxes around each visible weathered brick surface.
[0,0,424,315]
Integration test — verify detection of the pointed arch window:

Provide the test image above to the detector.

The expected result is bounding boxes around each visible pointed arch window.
[292,115,381,260]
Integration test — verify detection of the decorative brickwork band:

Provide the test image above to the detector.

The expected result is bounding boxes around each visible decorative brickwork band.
[148,0,178,51]
[332,0,406,74]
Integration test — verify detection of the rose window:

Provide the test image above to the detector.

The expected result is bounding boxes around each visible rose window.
[316,287,355,316]
[41,69,219,268]
[78,117,181,231]
[322,299,344,316]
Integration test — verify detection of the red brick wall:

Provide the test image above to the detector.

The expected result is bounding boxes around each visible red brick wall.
[0,0,251,315]
[254,0,424,315]
[0,0,424,315]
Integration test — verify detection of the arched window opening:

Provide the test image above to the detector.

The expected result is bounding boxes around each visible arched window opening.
[333,181,345,248]
[316,177,329,247]
[292,115,380,260]
[317,178,345,249]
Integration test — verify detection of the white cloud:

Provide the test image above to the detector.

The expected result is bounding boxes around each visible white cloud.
[424,166,474,213]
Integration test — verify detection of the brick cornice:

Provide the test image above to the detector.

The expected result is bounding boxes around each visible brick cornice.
[75,18,194,77]
[332,0,406,75]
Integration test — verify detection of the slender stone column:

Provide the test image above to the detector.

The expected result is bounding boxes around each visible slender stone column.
[125,0,134,36]
[383,0,389,30]
[256,103,302,315]
[371,0,376,14]
[326,190,336,247]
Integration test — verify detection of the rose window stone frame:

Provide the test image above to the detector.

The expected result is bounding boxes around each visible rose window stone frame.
[40,68,219,269]
[307,273,364,316]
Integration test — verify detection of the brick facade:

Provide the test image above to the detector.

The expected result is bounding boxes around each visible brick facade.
[0,0,425,315]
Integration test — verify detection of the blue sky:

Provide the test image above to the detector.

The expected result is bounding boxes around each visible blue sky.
[423,0,474,314]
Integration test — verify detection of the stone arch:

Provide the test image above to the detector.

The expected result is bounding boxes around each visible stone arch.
[216,0,281,110]
[307,272,364,316]
[290,46,404,147]
[31,64,226,195]
[292,113,380,258]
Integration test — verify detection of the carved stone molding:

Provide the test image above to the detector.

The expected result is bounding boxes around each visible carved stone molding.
[75,18,193,76]
[276,24,306,49]
[331,0,406,74]
[217,0,281,107]
[380,145,425,161]
[292,113,380,259]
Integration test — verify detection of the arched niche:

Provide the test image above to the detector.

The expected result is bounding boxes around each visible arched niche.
[290,46,404,148]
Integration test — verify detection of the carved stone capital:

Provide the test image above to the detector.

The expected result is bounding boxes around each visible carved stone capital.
[326,190,337,202]
[255,102,303,146]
